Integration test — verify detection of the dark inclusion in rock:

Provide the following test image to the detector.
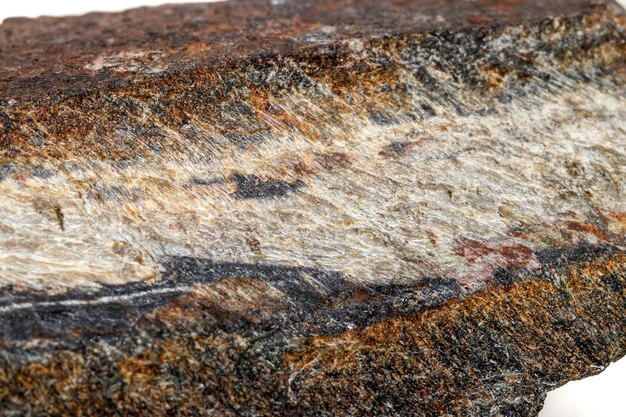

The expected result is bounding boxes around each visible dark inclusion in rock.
[230,173,304,199]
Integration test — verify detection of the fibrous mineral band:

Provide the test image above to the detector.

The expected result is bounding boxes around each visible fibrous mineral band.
[0,0,625,416]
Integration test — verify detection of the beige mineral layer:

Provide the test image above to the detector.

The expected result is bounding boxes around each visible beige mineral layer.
[0,0,624,416]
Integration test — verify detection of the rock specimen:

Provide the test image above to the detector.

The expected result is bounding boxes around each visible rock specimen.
[0,0,625,415]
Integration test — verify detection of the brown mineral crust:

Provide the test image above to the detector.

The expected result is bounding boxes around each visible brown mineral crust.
[0,250,623,416]
[284,253,626,416]
[0,0,624,161]
[0,0,609,96]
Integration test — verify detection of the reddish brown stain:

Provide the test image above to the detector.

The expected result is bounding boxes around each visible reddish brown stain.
[566,221,610,241]
[499,244,533,261]
[453,238,496,263]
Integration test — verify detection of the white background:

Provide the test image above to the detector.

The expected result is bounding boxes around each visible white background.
[0,1,214,19]
[1,1,625,416]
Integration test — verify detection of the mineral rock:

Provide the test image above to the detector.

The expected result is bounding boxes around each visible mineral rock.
[0,0,625,415]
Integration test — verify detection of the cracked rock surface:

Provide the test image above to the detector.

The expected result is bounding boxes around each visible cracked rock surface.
[0,0,625,415]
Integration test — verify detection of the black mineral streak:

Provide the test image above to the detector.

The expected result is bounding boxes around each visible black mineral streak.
[230,173,304,199]
[0,244,619,343]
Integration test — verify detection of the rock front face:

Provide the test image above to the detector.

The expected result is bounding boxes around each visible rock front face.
[0,0,625,415]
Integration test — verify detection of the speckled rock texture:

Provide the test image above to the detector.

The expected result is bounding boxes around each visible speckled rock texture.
[0,0,625,415]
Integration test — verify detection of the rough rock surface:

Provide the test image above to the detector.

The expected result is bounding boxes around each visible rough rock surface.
[0,0,625,415]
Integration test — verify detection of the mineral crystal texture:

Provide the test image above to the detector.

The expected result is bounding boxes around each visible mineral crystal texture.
[0,0,625,415]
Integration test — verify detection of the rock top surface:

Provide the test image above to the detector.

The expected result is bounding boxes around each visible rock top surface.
[0,0,624,416]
